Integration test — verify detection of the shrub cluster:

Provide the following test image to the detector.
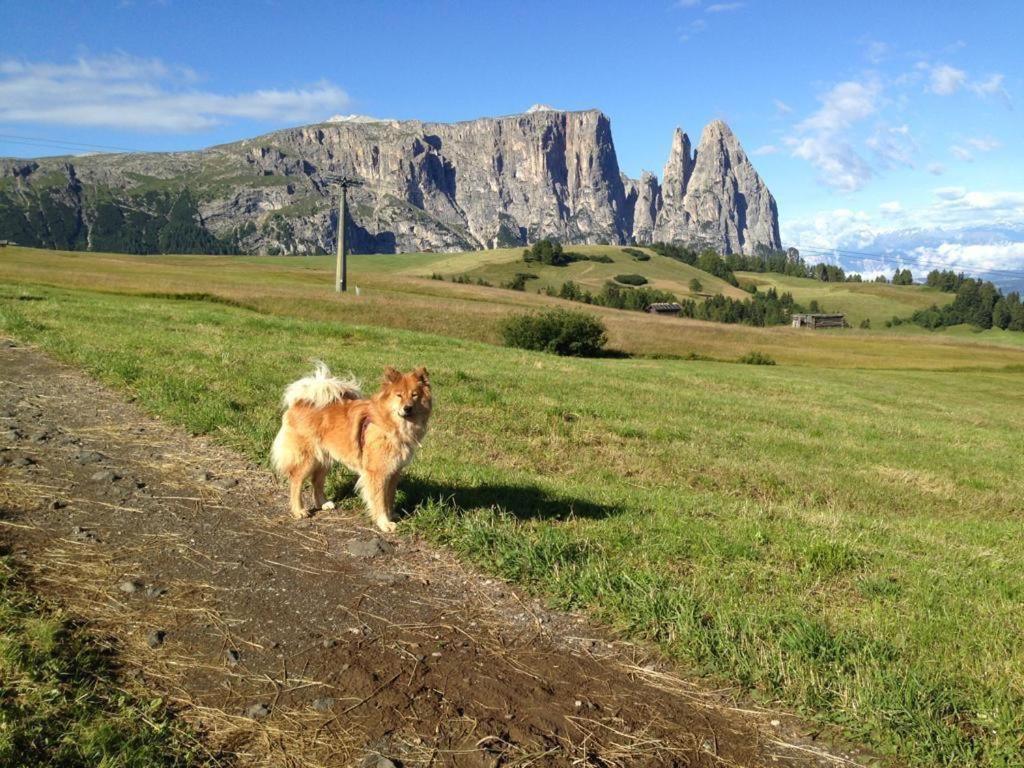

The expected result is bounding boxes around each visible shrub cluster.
[737,351,776,365]
[501,309,608,357]
[622,248,650,261]
[614,273,648,286]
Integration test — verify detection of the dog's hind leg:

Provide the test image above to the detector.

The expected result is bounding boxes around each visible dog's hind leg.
[312,462,334,510]
[288,458,315,519]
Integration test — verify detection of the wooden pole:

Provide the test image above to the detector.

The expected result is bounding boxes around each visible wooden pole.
[335,187,346,292]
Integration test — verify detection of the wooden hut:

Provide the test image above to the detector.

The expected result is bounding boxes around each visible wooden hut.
[791,313,846,329]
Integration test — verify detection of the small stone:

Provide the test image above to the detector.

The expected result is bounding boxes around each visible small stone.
[31,431,50,443]
[76,450,105,464]
[145,586,167,599]
[345,538,395,558]
[246,702,270,719]
[311,697,334,712]
[196,469,213,482]
[0,339,16,348]
[359,755,397,768]
[210,477,238,490]
[147,630,166,649]
[71,526,97,542]
[2,429,21,440]
[91,470,120,483]
[321,638,337,649]
[11,456,34,467]
[49,499,67,510]
[119,579,143,595]
[226,649,241,666]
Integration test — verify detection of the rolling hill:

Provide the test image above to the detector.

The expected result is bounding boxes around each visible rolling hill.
[408,245,750,300]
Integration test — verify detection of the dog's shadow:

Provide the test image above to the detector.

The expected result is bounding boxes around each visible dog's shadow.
[402,477,621,522]
[327,475,621,522]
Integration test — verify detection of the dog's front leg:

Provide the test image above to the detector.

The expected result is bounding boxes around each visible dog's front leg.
[359,469,397,533]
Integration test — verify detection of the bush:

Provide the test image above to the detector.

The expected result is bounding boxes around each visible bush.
[689,278,703,293]
[738,351,776,366]
[859,318,871,329]
[501,309,608,357]
[614,273,648,286]
[623,248,650,262]
[502,272,538,291]
[584,253,614,263]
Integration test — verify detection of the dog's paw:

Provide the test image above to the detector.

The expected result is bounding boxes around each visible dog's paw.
[376,519,397,534]
[320,501,336,511]
[291,508,312,520]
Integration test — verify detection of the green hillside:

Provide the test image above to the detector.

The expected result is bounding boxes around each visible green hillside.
[407,245,751,300]
[737,271,954,326]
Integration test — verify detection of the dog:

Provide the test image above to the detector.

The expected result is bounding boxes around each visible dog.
[271,363,432,532]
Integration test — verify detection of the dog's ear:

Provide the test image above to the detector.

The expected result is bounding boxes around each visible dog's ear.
[383,366,402,384]
[413,366,429,384]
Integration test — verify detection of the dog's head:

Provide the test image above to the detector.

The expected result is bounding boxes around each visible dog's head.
[381,366,432,423]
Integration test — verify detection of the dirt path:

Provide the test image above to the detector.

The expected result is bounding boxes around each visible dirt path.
[0,341,867,768]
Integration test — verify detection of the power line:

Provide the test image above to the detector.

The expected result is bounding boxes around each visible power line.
[0,133,142,154]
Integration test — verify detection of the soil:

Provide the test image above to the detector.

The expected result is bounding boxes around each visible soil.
[0,341,871,768]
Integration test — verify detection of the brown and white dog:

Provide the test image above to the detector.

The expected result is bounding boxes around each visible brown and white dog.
[271,363,432,531]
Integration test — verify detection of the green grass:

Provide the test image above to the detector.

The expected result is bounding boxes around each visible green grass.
[2,269,1024,767]
[0,558,211,767]
[736,272,954,327]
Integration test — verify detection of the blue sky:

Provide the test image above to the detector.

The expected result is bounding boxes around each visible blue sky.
[2,0,1022,277]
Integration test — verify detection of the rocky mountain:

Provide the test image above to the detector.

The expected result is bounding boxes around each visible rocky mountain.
[0,108,781,256]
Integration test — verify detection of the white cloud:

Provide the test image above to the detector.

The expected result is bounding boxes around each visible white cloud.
[969,73,1011,105]
[966,136,1001,152]
[786,79,881,191]
[675,0,701,6]
[927,162,945,176]
[928,64,967,95]
[0,54,349,132]
[949,145,974,162]
[880,201,903,214]
[752,144,779,156]
[706,2,744,11]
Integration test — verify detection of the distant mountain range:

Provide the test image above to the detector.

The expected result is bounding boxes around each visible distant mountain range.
[804,223,1024,293]
[0,108,781,256]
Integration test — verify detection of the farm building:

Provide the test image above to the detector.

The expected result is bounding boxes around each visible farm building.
[791,313,846,329]
[646,302,683,316]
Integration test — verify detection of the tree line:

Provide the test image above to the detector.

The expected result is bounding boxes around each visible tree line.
[907,277,1024,331]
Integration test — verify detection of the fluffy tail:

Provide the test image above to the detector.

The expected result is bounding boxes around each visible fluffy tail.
[281,362,362,410]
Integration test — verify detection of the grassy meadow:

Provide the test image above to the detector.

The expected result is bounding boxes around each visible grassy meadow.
[2,246,1024,767]
[736,271,955,328]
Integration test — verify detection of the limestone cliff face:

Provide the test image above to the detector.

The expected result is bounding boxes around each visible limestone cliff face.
[0,109,780,255]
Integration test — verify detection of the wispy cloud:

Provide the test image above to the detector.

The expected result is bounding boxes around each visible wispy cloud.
[950,145,974,162]
[926,162,945,176]
[867,123,916,169]
[752,144,779,156]
[706,2,744,11]
[966,136,1001,152]
[927,64,967,95]
[785,79,881,192]
[773,98,793,115]
[0,54,349,131]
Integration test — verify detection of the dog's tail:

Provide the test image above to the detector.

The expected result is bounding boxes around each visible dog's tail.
[281,361,362,410]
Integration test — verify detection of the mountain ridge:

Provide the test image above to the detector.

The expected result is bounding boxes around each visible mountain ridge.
[0,108,781,256]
